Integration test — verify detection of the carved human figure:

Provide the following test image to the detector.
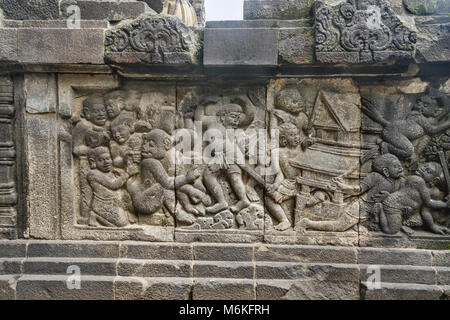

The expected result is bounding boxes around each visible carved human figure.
[362,95,450,161]
[73,96,109,156]
[374,162,450,235]
[109,115,142,168]
[127,129,202,224]
[300,154,406,232]
[87,147,129,227]
[195,102,255,215]
[104,90,126,121]
[271,87,315,150]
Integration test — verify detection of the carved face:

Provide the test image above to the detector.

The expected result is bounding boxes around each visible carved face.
[386,159,404,179]
[93,151,113,173]
[105,96,124,119]
[275,89,306,113]
[112,125,131,145]
[85,103,107,126]
[220,112,241,129]
[418,100,438,118]
[416,163,439,183]
[281,128,300,148]
[142,135,168,160]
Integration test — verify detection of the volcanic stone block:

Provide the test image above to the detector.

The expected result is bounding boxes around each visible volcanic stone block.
[357,248,432,266]
[360,265,436,285]
[27,241,120,258]
[24,74,57,114]
[23,258,117,276]
[117,259,192,277]
[433,250,450,267]
[254,245,357,264]
[194,261,254,279]
[16,275,115,300]
[76,0,154,21]
[0,258,22,275]
[0,241,27,258]
[0,28,18,63]
[436,267,450,285]
[361,282,444,300]
[204,28,278,66]
[278,27,314,64]
[193,279,255,300]
[119,242,193,260]
[244,0,314,20]
[193,244,253,261]
[0,0,60,20]
[415,16,450,63]
[404,0,449,15]
[0,275,17,300]
[17,28,104,64]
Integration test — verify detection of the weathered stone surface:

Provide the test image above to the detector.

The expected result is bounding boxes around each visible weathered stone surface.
[0,28,18,62]
[76,0,154,21]
[27,241,120,258]
[17,28,105,64]
[0,241,27,257]
[244,0,314,20]
[24,74,57,114]
[193,244,253,261]
[436,267,450,285]
[23,258,117,276]
[404,0,449,15]
[433,250,450,267]
[361,282,445,300]
[256,279,360,300]
[360,265,436,285]
[415,16,450,63]
[0,0,60,20]
[204,28,278,66]
[0,258,22,275]
[193,279,255,300]
[0,275,17,300]
[194,261,254,279]
[255,245,357,264]
[279,27,314,64]
[357,248,432,266]
[15,275,115,300]
[117,259,192,277]
[119,242,193,260]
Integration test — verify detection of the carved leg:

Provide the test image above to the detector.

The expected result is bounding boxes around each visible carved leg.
[265,197,291,231]
[375,203,402,234]
[203,169,228,214]
[228,172,250,213]
[382,131,415,160]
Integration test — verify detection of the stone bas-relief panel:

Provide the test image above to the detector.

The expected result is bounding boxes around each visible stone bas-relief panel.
[65,77,450,245]
[265,79,362,246]
[360,81,450,245]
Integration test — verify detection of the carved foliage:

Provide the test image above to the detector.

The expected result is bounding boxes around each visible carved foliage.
[105,15,200,64]
[314,0,417,63]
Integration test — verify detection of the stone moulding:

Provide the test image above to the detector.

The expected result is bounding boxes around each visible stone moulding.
[314,0,417,64]
[105,14,201,65]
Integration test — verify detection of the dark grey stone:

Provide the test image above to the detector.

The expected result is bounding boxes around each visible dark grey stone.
[27,241,120,258]
[360,265,436,285]
[206,20,280,29]
[357,248,432,266]
[23,258,117,276]
[142,278,192,300]
[0,258,22,275]
[279,27,314,64]
[119,242,193,260]
[0,0,59,20]
[255,245,357,264]
[433,250,450,267]
[114,277,144,300]
[117,259,192,277]
[0,241,27,258]
[415,17,450,63]
[0,28,18,63]
[76,0,154,21]
[17,28,105,64]
[403,0,448,15]
[361,282,444,300]
[204,28,278,66]
[194,261,254,279]
[193,244,253,261]
[436,267,450,285]
[16,275,115,300]
[193,279,255,300]
[244,0,314,20]
[0,275,17,300]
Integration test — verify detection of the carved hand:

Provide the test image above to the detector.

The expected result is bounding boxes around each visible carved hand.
[186,167,200,182]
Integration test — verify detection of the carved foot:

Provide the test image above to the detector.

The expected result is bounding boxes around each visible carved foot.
[175,210,196,225]
[206,202,228,214]
[274,220,291,231]
[431,225,450,235]
[401,226,415,237]
[230,200,250,214]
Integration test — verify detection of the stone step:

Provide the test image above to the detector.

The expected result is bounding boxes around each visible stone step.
[361,282,449,300]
